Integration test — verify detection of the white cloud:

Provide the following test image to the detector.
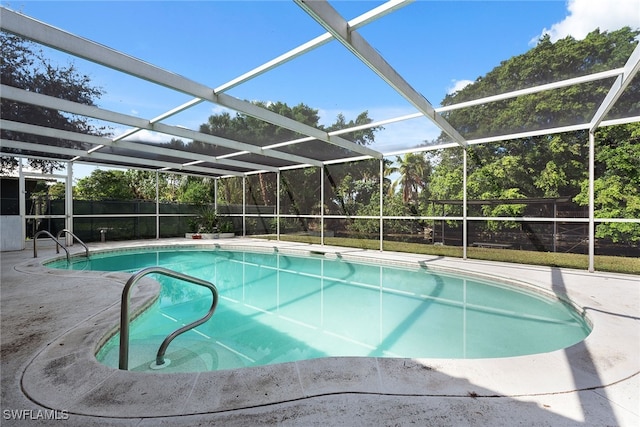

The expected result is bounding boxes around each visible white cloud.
[447,79,474,95]
[533,0,640,44]
[119,129,176,144]
[210,104,234,116]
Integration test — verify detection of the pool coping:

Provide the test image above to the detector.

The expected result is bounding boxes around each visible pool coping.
[15,238,640,419]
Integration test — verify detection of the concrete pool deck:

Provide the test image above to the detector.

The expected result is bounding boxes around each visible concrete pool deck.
[1,238,638,426]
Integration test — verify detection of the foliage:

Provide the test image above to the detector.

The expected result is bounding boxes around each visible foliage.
[441,28,639,115]
[574,124,640,243]
[388,152,431,204]
[174,175,214,204]
[328,159,382,216]
[198,102,381,215]
[47,182,66,199]
[348,192,415,234]
[218,176,243,205]
[189,206,217,233]
[73,168,215,205]
[422,148,464,217]
[0,31,107,173]
[427,27,639,243]
[281,167,321,218]
[247,173,277,209]
[124,170,159,200]
[218,219,234,233]
[75,170,135,200]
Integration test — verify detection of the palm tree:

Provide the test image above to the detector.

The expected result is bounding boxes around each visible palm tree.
[389,153,431,204]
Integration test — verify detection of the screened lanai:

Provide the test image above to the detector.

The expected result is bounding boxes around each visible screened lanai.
[1,0,639,272]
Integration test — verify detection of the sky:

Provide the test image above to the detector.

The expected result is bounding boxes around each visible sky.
[2,0,639,175]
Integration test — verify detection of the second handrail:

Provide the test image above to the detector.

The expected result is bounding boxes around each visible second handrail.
[56,229,89,258]
[33,230,69,261]
[119,266,218,370]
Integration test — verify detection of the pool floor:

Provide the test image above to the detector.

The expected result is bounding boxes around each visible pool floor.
[57,249,591,371]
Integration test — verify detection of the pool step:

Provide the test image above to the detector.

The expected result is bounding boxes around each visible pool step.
[99,336,247,373]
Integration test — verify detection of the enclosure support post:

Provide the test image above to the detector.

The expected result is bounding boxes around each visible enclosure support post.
[276,171,281,241]
[588,131,595,272]
[320,167,325,246]
[214,178,218,214]
[155,171,160,240]
[442,203,445,244]
[463,147,468,260]
[65,162,74,246]
[242,176,246,237]
[19,159,26,250]
[553,200,557,253]
[379,158,384,252]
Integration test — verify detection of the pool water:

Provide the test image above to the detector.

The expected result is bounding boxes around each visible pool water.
[50,248,591,372]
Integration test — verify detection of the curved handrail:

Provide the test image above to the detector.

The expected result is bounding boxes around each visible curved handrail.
[119,266,218,370]
[33,230,69,262]
[56,229,89,258]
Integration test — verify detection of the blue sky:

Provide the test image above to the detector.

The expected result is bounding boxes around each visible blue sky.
[3,0,639,158]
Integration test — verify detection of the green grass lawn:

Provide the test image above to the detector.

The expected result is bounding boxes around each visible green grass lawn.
[258,234,640,275]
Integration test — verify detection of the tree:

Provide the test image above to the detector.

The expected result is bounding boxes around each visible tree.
[350,191,414,235]
[47,182,66,200]
[75,170,135,200]
[574,123,640,243]
[199,102,381,218]
[427,27,639,242]
[73,168,216,204]
[0,31,107,174]
[121,170,157,200]
[218,176,243,205]
[388,153,431,204]
[175,175,215,204]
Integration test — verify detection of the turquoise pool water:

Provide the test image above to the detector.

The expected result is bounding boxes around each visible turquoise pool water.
[49,248,591,372]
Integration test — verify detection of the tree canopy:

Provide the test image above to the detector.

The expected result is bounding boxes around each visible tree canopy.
[0,31,107,174]
[425,27,639,242]
[74,169,216,204]
[197,102,382,215]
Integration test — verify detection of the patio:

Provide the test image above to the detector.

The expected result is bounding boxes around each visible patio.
[1,238,638,425]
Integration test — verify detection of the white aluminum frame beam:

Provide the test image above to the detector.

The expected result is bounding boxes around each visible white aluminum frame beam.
[216,0,410,94]
[377,112,640,158]
[1,84,321,168]
[113,1,411,148]
[0,7,381,160]
[294,0,467,148]
[234,66,629,159]
[2,4,638,175]
[249,67,628,159]
[1,140,244,176]
[7,79,636,173]
[220,67,627,159]
[1,119,278,174]
[589,41,640,132]
[436,68,625,113]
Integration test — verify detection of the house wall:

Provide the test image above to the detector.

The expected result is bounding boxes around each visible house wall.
[1,216,24,251]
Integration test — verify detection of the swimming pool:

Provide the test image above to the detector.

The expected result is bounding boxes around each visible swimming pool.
[49,247,591,372]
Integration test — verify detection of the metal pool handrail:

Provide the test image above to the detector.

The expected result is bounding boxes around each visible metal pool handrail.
[119,266,219,370]
[33,230,69,261]
[56,229,89,258]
